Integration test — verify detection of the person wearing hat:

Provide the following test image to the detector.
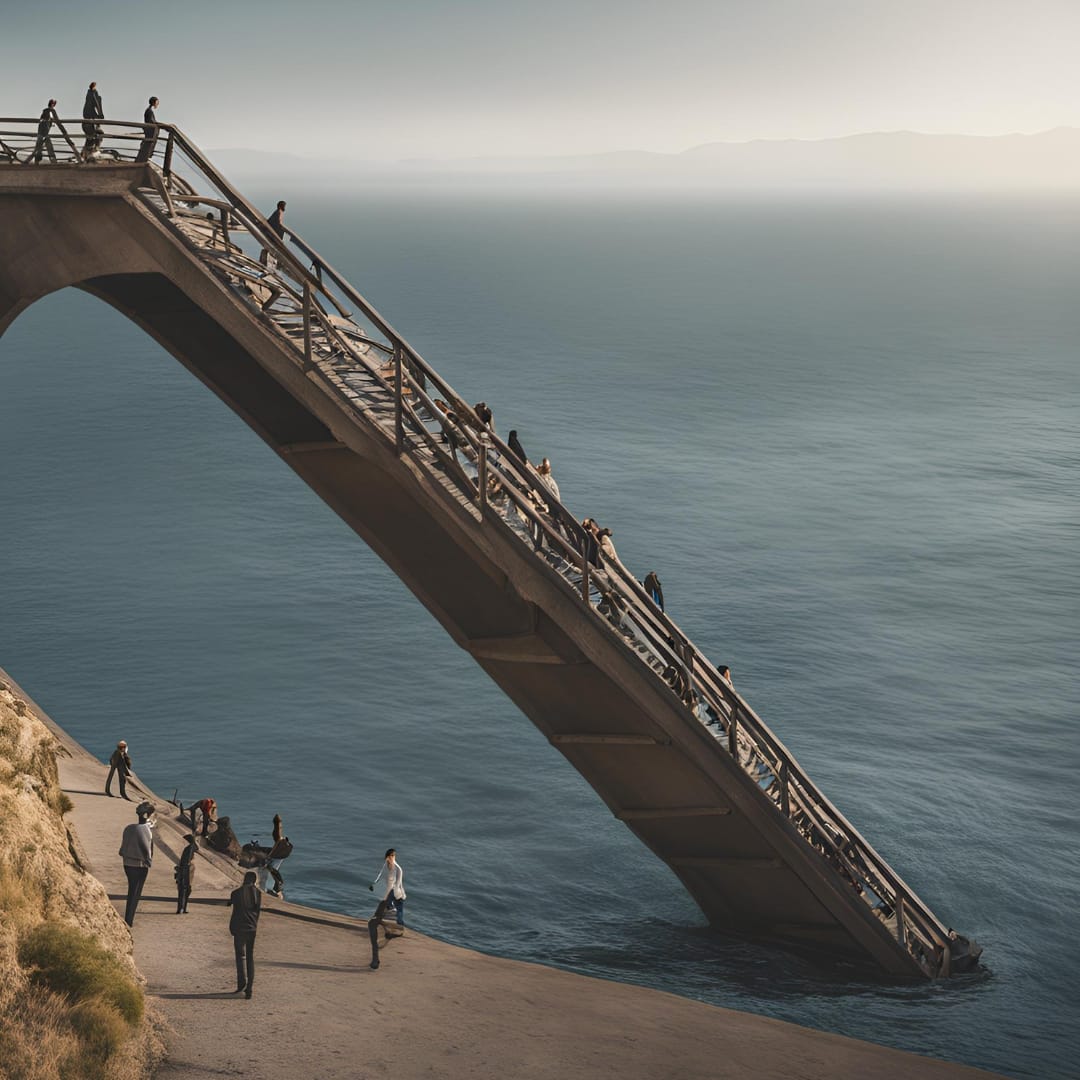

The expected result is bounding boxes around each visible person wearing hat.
[175,833,198,914]
[118,801,155,926]
[105,740,133,800]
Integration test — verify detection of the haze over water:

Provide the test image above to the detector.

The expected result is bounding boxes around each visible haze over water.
[1,186,1076,1079]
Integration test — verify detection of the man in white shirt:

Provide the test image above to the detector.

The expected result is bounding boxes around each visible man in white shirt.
[370,847,406,928]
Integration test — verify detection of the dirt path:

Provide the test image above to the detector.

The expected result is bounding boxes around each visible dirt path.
[15,671,999,1080]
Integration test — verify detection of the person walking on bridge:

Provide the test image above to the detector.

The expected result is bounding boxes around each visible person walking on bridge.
[259,200,287,266]
[227,871,262,998]
[81,81,103,159]
[135,96,159,163]
[29,100,58,164]
[105,739,132,799]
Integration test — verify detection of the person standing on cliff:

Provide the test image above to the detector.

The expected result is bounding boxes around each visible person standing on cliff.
[227,871,262,998]
[105,740,132,799]
[118,801,155,927]
[369,848,406,928]
[81,80,103,159]
[175,832,197,914]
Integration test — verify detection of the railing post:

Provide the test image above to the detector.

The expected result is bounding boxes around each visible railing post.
[478,437,488,513]
[394,343,404,456]
[163,130,174,179]
[781,760,790,816]
[895,894,907,948]
[302,282,313,369]
[581,552,590,602]
[728,709,738,757]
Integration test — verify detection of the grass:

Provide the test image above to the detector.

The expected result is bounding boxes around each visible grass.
[18,922,144,1026]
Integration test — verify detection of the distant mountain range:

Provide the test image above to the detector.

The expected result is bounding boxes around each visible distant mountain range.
[211,128,1080,189]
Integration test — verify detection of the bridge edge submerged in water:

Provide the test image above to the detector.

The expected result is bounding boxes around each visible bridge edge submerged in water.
[0,117,982,979]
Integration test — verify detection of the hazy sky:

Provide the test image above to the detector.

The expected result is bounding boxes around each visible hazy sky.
[5,1,1079,159]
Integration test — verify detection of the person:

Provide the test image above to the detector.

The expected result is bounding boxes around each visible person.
[718,665,733,684]
[185,796,217,836]
[367,896,403,970]
[175,833,197,914]
[597,526,617,562]
[536,458,560,502]
[471,401,494,433]
[581,518,601,569]
[81,81,103,158]
[507,429,529,469]
[118,801,155,926]
[29,100,58,164]
[135,96,159,163]
[263,831,292,897]
[643,570,665,612]
[259,200,286,266]
[227,871,262,998]
[369,848,406,928]
[105,740,132,799]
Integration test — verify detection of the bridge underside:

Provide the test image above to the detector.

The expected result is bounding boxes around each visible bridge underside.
[0,165,932,977]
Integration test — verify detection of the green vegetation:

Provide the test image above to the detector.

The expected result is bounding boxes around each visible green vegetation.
[19,921,144,1026]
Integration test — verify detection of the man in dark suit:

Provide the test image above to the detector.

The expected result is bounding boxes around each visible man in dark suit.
[135,96,159,162]
[227,872,262,998]
[82,81,103,158]
[105,740,133,799]
[30,100,58,164]
[259,200,287,266]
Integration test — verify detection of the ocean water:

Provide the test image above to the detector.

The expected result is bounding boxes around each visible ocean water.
[1,186,1076,1078]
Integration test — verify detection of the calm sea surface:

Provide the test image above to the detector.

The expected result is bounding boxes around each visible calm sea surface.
[1,187,1076,1078]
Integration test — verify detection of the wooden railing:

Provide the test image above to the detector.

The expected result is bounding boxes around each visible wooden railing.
[1,116,964,976]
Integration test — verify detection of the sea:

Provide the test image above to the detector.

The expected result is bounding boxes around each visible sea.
[1,182,1076,1079]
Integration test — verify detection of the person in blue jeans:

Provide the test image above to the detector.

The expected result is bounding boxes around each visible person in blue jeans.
[369,848,406,927]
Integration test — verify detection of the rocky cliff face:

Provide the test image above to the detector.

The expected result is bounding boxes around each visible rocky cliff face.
[0,676,162,1079]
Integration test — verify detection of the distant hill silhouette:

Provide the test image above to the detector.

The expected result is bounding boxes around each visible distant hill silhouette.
[212,128,1080,189]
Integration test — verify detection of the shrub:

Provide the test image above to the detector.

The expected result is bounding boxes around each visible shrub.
[17,921,144,1026]
[57,792,74,816]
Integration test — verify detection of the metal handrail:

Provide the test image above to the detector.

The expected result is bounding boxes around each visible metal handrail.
[1,116,955,973]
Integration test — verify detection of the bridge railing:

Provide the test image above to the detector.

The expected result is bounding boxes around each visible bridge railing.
[1,117,954,974]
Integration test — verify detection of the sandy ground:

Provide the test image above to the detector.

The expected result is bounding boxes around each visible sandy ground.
[19,673,999,1080]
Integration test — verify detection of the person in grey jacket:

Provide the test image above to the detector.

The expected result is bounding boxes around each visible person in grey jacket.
[119,801,155,926]
[228,871,262,998]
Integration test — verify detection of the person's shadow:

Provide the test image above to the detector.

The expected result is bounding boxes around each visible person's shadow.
[156,991,243,1000]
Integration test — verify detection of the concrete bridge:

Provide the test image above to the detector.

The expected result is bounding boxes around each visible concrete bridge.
[0,116,981,978]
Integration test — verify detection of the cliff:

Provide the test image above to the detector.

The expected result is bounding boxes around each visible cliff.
[0,676,162,1080]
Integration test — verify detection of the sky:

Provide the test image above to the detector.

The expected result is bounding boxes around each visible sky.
[4,0,1080,160]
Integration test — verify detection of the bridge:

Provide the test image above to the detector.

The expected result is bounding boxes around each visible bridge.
[0,116,981,978]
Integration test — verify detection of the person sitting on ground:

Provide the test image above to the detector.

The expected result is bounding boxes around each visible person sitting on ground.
[184,796,217,836]
[206,814,241,859]
[175,832,197,914]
